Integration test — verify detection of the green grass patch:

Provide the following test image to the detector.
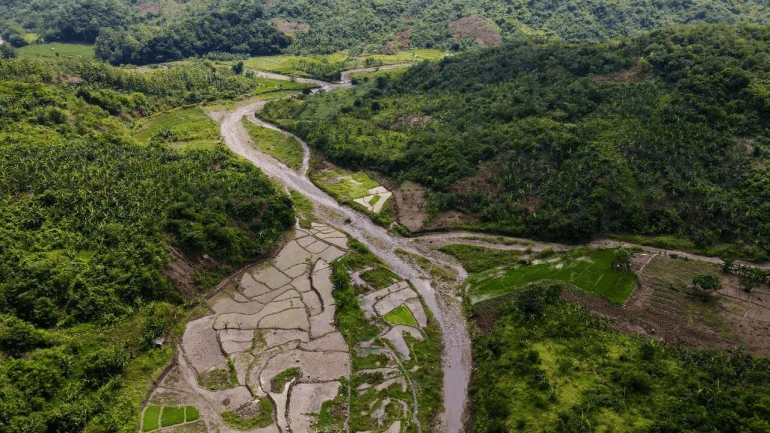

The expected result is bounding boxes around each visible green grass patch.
[439,244,522,273]
[185,406,200,422]
[359,266,400,290]
[142,406,161,431]
[160,406,186,427]
[17,43,94,59]
[290,190,314,228]
[270,367,300,392]
[369,194,381,205]
[467,249,637,305]
[221,398,274,430]
[382,305,418,327]
[312,168,379,201]
[198,360,238,391]
[241,118,304,170]
[135,107,220,150]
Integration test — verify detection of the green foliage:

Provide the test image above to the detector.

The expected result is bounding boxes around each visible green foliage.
[0,55,292,432]
[359,266,400,290]
[17,43,95,59]
[692,272,723,291]
[466,249,638,305]
[382,305,418,327]
[330,261,380,343]
[290,190,314,229]
[137,107,221,151]
[160,406,186,427]
[471,286,770,433]
[221,398,274,430]
[1,44,18,59]
[270,367,300,392]
[439,244,521,273]
[241,118,304,170]
[142,406,160,431]
[95,1,289,65]
[185,406,199,422]
[268,24,770,256]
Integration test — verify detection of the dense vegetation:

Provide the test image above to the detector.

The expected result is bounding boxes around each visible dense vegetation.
[264,23,770,258]
[5,0,770,61]
[0,0,140,45]
[471,284,770,432]
[95,0,289,66]
[265,0,770,53]
[0,57,294,432]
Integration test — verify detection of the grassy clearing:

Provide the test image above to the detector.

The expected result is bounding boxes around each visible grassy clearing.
[185,406,200,422]
[290,190,314,229]
[135,107,221,150]
[359,266,400,290]
[383,305,418,327]
[221,398,274,430]
[337,238,382,271]
[312,168,380,200]
[270,367,300,392]
[241,118,304,170]
[644,256,721,288]
[250,77,317,96]
[439,244,522,273]
[241,50,444,77]
[160,406,186,427]
[395,248,457,284]
[17,43,94,59]
[466,249,637,305]
[142,406,161,431]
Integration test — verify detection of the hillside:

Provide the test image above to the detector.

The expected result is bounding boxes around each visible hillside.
[0,58,294,431]
[4,0,770,63]
[262,23,770,259]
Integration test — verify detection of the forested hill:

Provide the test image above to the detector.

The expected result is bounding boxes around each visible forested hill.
[264,0,770,53]
[0,58,294,430]
[263,23,770,259]
[4,0,770,64]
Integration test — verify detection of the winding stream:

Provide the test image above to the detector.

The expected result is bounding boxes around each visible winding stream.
[219,68,471,432]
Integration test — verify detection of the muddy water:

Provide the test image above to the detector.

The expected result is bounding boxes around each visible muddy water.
[221,98,471,432]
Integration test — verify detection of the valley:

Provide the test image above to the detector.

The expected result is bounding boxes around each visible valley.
[3,2,770,432]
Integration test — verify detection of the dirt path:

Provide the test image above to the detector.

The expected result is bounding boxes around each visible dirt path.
[221,96,471,432]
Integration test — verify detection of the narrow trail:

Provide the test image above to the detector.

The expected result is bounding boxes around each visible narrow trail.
[220,87,471,432]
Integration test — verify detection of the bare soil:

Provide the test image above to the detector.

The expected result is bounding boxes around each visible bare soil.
[449,15,502,47]
[269,18,309,35]
[591,59,646,84]
[396,28,411,50]
[563,253,770,356]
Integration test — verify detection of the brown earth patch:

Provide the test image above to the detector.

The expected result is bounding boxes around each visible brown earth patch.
[270,18,309,35]
[565,253,770,356]
[382,40,397,55]
[591,59,645,84]
[391,113,430,130]
[164,245,213,299]
[448,162,502,198]
[396,28,411,50]
[137,1,161,15]
[392,181,428,232]
[53,74,83,84]
[449,15,501,47]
